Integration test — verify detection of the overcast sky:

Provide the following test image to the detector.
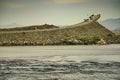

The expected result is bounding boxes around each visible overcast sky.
[0,0,120,26]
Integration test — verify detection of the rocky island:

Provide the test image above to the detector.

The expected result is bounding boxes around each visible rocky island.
[0,14,119,46]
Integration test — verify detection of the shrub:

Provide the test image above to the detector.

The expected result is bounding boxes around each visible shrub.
[63,36,105,45]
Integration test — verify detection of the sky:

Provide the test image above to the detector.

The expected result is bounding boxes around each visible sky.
[0,0,120,26]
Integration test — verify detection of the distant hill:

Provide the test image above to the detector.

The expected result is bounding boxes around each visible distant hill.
[0,23,23,28]
[100,18,120,30]
[0,24,59,31]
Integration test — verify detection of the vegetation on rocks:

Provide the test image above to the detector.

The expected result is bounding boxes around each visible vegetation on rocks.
[0,24,59,31]
[63,36,106,45]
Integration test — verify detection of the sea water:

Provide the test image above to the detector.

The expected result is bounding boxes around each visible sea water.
[0,44,120,80]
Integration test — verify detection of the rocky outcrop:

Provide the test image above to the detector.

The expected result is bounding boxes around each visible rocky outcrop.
[0,14,116,46]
